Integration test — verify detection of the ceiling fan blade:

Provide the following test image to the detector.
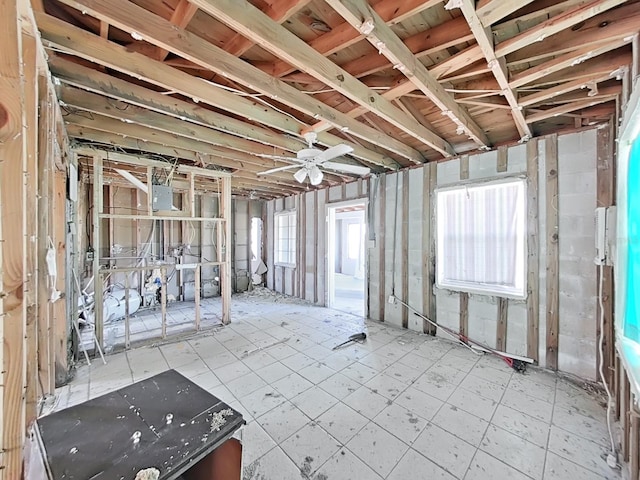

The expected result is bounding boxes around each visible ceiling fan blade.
[315,144,354,163]
[321,161,371,176]
[257,164,300,175]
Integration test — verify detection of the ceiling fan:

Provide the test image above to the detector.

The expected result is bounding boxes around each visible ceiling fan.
[257,132,370,186]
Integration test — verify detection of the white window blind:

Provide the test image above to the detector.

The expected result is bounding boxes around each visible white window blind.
[275,211,296,265]
[436,178,526,298]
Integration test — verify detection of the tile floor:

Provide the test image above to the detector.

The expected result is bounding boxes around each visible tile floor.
[56,295,621,480]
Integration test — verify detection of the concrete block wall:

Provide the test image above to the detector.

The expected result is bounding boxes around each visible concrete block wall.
[264,127,610,380]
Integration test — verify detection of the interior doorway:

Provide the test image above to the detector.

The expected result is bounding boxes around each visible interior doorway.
[327,199,367,317]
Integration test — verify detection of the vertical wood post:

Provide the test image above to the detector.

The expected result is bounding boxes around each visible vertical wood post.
[0,1,28,474]
[93,155,104,350]
[300,193,306,300]
[195,265,201,330]
[526,139,540,362]
[597,123,615,387]
[378,174,386,322]
[497,145,508,172]
[459,155,469,338]
[161,266,167,338]
[401,170,409,329]
[545,134,559,370]
[124,273,130,349]
[313,190,319,303]
[496,297,508,351]
[426,162,438,334]
[221,177,232,324]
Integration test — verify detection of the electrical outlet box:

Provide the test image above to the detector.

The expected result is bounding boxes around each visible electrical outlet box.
[595,207,606,265]
[152,185,173,211]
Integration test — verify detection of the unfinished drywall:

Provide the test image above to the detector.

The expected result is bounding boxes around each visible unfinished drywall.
[265,128,611,380]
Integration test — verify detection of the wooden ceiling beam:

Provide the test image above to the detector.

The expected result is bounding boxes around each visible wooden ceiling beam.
[519,72,614,107]
[494,0,627,58]
[475,0,535,27]
[65,116,348,185]
[510,38,631,88]
[152,0,200,61]
[48,2,419,165]
[49,56,310,155]
[507,3,640,67]
[325,0,490,147]
[58,85,296,158]
[36,12,397,169]
[223,0,312,57]
[337,16,474,80]
[268,0,441,79]
[186,0,454,159]
[525,95,617,123]
[67,125,326,190]
[458,0,531,139]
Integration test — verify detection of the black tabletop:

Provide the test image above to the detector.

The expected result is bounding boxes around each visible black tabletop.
[37,370,244,480]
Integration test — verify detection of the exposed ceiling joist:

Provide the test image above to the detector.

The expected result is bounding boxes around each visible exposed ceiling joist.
[268,0,444,78]
[525,95,618,123]
[475,0,536,27]
[458,0,531,139]
[47,0,421,164]
[324,0,490,148]
[519,73,614,107]
[222,0,312,57]
[510,39,631,88]
[36,11,398,169]
[186,0,454,160]
[494,0,627,58]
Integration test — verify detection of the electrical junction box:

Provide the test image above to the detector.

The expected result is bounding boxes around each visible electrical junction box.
[152,184,173,211]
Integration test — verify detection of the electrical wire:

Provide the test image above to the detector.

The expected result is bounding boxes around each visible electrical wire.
[598,263,617,464]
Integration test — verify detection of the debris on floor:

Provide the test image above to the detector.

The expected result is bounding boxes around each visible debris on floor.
[332,332,367,350]
[134,467,160,480]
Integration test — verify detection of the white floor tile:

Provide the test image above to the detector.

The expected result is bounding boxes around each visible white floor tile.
[448,387,498,422]
[480,425,546,479]
[297,362,337,385]
[342,385,390,420]
[317,372,360,400]
[243,446,301,480]
[374,403,428,444]
[491,404,550,448]
[280,422,342,476]
[464,450,532,480]
[431,403,488,447]
[272,373,314,400]
[242,421,277,466]
[254,361,294,384]
[257,401,309,444]
[341,361,380,384]
[312,447,384,480]
[346,422,409,478]
[394,385,444,421]
[316,402,369,445]
[388,448,457,480]
[226,372,267,399]
[291,386,339,420]
[364,373,407,400]
[413,423,476,479]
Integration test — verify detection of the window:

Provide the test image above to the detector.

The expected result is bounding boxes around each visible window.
[275,211,296,265]
[436,178,527,298]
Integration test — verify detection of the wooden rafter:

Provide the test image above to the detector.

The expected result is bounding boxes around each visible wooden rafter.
[494,0,627,58]
[222,0,312,57]
[36,12,398,168]
[151,0,199,61]
[510,38,632,88]
[458,0,531,139]
[526,95,617,123]
[186,0,455,159]
[325,0,490,147]
[476,0,535,27]
[268,0,444,78]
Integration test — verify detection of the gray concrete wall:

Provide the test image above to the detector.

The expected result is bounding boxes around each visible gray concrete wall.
[264,128,608,380]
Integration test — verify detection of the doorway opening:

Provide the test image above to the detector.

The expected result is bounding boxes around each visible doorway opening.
[327,199,367,317]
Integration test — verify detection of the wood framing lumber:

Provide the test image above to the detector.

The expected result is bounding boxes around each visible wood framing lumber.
[37,12,399,169]
[183,0,453,158]
[476,0,535,27]
[545,134,559,370]
[325,0,489,148]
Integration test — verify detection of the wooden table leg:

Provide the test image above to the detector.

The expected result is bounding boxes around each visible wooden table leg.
[183,438,242,480]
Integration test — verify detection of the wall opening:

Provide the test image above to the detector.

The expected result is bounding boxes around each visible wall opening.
[327,200,367,317]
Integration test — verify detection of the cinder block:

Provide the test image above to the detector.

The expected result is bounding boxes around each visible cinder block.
[469,150,498,180]
[437,158,460,186]
[507,144,527,174]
